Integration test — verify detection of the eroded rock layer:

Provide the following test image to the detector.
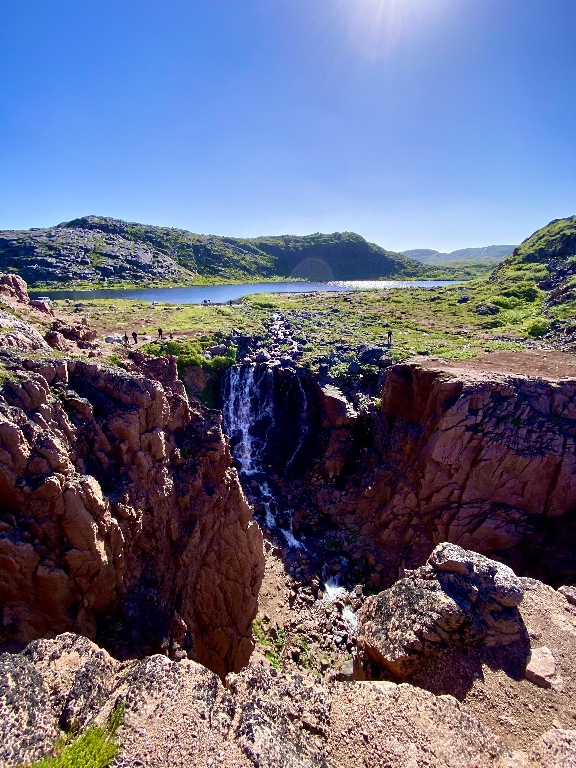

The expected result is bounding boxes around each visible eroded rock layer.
[0,349,264,677]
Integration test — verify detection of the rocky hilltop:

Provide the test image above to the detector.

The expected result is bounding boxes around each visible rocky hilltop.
[0,216,432,287]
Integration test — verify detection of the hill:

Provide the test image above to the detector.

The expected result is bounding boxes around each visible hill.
[0,215,438,288]
[489,215,576,324]
[403,244,515,266]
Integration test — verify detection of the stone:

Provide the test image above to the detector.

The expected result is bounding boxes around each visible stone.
[0,340,264,678]
[558,585,576,606]
[357,543,525,680]
[0,635,514,767]
[525,646,556,688]
[476,302,501,315]
[105,333,125,344]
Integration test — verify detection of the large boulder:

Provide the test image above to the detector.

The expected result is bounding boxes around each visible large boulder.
[357,543,525,680]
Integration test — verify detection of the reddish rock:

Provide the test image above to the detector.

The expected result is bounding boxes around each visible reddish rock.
[0,346,264,678]
[525,646,556,688]
[0,274,29,303]
[50,317,97,343]
[311,362,576,583]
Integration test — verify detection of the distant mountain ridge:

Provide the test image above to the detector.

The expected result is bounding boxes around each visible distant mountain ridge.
[403,245,516,265]
[0,215,438,288]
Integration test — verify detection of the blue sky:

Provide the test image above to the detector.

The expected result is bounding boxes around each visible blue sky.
[1,0,575,250]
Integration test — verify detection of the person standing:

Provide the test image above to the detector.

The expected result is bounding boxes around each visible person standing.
[387,329,392,346]
[158,328,163,340]
[132,331,138,345]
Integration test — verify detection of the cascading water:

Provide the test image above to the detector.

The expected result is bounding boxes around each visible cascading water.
[223,361,358,627]
[222,364,306,549]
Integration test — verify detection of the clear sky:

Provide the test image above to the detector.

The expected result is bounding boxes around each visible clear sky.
[1,0,575,251]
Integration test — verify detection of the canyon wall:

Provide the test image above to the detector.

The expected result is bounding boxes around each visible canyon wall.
[0,349,264,677]
[318,363,576,584]
[241,360,576,585]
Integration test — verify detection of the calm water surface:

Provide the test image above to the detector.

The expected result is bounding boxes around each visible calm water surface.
[31,280,461,305]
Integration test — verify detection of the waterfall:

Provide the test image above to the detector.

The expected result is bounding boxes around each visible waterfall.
[222,364,306,549]
[222,365,274,476]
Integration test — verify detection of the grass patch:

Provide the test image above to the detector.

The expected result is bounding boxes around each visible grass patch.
[253,619,285,669]
[30,703,124,768]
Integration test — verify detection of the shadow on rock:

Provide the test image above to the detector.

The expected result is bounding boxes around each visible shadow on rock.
[355,542,531,699]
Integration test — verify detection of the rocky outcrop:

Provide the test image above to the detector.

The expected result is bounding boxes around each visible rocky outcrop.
[304,360,576,584]
[0,274,29,303]
[0,346,264,677]
[356,543,526,681]
[0,308,52,353]
[3,554,576,766]
[0,632,513,768]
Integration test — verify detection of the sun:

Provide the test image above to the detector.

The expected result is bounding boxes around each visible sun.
[340,0,449,59]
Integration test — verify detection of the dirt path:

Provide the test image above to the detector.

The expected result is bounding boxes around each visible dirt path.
[417,349,576,381]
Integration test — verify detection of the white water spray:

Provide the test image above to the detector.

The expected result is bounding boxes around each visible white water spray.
[223,364,306,549]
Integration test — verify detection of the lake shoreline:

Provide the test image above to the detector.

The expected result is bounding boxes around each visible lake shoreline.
[30,279,463,305]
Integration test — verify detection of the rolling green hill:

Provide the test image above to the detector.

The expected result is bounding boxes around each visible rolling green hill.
[489,215,576,323]
[0,215,442,288]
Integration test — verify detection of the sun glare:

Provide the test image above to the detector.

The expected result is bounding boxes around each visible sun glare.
[340,0,450,59]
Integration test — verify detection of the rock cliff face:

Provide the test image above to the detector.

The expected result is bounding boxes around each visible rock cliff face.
[0,347,264,677]
[244,358,576,586]
[346,362,576,582]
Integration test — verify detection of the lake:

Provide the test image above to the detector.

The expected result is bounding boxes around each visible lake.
[30,280,461,305]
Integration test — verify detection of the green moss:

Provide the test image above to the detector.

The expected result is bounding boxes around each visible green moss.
[143,338,237,373]
[253,619,285,669]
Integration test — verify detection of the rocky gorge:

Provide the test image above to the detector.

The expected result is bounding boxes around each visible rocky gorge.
[1,275,576,765]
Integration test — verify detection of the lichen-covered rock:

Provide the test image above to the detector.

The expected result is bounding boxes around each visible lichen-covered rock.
[357,543,525,680]
[0,652,59,766]
[0,308,51,352]
[0,633,514,768]
[0,342,264,677]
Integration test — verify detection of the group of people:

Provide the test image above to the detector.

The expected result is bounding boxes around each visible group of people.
[122,328,174,346]
[123,331,139,346]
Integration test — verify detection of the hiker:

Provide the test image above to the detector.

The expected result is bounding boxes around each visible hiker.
[387,329,392,346]
[169,331,173,339]
[158,328,163,340]
[123,332,129,346]
[132,331,138,345]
